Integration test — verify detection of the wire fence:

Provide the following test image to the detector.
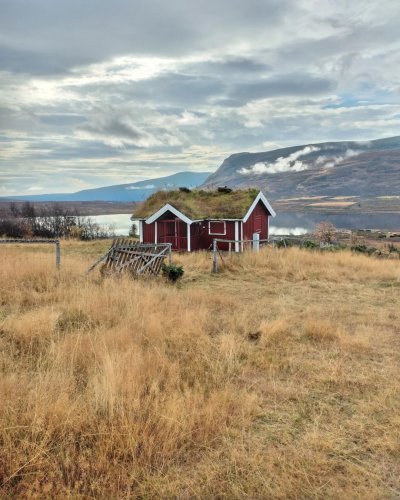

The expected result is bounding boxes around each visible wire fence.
[212,236,270,273]
[0,239,61,270]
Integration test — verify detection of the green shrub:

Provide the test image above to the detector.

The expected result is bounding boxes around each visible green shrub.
[322,243,347,252]
[161,263,184,282]
[388,243,400,254]
[351,244,376,256]
[274,239,289,248]
[217,186,232,193]
[302,240,319,249]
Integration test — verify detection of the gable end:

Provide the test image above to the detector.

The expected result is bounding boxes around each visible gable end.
[243,191,276,222]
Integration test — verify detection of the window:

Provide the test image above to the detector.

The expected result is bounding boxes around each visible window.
[208,221,226,235]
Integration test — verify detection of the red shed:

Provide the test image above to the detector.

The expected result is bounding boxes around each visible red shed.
[133,189,276,252]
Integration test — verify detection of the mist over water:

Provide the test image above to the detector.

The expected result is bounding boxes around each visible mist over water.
[269,226,308,236]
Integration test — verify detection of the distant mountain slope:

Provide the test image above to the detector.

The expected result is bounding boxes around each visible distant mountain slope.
[2,171,211,202]
[202,136,400,198]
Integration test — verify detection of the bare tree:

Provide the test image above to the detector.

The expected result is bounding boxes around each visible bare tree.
[314,221,337,245]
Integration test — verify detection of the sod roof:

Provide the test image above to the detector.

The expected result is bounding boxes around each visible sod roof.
[133,189,261,220]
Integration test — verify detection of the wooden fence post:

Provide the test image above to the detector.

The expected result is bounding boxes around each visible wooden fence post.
[252,233,260,252]
[212,239,218,273]
[168,243,173,265]
[55,239,61,269]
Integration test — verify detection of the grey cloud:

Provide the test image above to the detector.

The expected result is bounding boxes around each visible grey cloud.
[0,0,288,75]
[227,73,336,103]
[67,73,226,107]
[66,65,330,111]
[77,105,187,148]
[26,140,119,160]
[271,20,400,76]
[188,57,271,77]
[38,114,86,127]
[136,73,225,105]
[0,105,37,130]
[0,44,86,76]
[81,118,144,143]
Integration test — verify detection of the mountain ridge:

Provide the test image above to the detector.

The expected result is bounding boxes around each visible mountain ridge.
[202,136,400,199]
[1,171,211,203]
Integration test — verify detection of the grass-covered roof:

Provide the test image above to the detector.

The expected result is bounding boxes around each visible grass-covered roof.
[133,188,260,220]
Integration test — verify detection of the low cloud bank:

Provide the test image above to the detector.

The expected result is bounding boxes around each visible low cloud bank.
[239,146,361,175]
[126,184,156,190]
[316,149,360,168]
[239,145,320,175]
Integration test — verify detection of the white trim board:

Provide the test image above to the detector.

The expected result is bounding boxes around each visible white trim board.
[145,203,192,225]
[243,191,276,223]
[187,223,191,252]
[139,220,143,243]
[234,221,239,252]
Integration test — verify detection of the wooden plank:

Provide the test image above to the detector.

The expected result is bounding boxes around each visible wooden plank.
[115,253,147,272]
[114,250,162,258]
[136,246,169,275]
[85,249,113,274]
[119,240,129,268]
[106,238,118,268]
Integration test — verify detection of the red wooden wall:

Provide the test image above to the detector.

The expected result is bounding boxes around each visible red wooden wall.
[143,221,155,243]
[190,220,236,251]
[243,201,269,240]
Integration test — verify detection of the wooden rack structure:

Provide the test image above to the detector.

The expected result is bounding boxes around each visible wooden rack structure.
[86,238,172,276]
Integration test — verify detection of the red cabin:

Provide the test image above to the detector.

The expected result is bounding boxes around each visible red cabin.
[133,189,276,252]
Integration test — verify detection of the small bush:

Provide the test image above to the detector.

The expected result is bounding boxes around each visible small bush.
[217,186,232,193]
[161,263,184,282]
[179,186,191,193]
[275,239,289,248]
[388,243,400,254]
[302,240,319,249]
[351,244,376,256]
[322,243,347,252]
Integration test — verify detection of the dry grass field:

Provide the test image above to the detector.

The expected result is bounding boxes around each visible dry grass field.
[0,241,399,498]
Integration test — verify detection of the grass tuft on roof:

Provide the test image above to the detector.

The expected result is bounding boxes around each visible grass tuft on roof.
[132,189,260,220]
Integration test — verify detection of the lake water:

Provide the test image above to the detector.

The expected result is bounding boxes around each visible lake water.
[90,212,399,237]
[89,214,135,235]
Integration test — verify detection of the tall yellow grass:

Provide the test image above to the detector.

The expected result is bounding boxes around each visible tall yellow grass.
[0,243,399,497]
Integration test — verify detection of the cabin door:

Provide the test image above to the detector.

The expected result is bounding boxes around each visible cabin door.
[174,218,187,250]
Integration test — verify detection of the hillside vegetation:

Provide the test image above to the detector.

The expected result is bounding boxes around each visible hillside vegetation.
[0,242,399,497]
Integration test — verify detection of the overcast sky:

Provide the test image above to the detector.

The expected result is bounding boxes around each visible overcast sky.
[1,0,399,195]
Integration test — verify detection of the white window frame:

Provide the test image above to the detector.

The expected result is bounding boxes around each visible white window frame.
[208,220,226,236]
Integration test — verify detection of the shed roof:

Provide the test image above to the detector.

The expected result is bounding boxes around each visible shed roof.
[133,188,272,220]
